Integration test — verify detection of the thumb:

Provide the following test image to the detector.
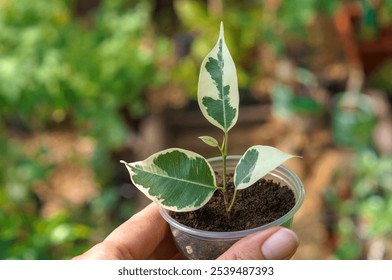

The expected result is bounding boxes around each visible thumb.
[217,227,299,260]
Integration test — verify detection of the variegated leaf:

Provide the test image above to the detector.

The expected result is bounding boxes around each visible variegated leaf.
[121,148,217,211]
[234,145,298,190]
[197,22,239,132]
[198,135,219,147]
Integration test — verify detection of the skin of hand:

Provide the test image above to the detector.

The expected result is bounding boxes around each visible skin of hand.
[73,203,299,260]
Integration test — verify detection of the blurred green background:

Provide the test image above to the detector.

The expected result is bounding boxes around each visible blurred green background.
[1,0,392,259]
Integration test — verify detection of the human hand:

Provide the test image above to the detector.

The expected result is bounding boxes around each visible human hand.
[73,203,299,260]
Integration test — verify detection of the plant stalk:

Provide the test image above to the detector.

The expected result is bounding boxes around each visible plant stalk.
[221,131,231,215]
[227,189,237,215]
[221,131,229,191]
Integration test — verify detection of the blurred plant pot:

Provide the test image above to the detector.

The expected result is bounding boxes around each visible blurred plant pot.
[159,155,305,260]
[334,1,392,76]
[332,92,377,149]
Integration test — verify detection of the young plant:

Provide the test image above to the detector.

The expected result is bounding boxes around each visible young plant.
[121,22,297,216]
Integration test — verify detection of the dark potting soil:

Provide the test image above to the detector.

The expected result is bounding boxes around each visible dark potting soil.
[170,174,296,232]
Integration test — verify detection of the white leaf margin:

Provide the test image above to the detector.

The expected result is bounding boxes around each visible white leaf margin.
[197,22,239,131]
[234,145,299,190]
[120,148,217,212]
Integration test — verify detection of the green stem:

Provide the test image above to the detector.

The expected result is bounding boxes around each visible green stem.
[221,131,230,214]
[221,132,228,192]
[227,189,238,214]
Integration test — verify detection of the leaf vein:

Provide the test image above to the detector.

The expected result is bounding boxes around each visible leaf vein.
[130,165,217,190]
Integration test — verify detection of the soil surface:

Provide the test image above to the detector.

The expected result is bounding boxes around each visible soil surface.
[170,173,295,232]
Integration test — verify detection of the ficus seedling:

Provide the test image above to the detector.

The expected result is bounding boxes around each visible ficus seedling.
[121,22,297,216]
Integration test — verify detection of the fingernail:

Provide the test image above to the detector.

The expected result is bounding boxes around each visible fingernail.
[261,228,299,260]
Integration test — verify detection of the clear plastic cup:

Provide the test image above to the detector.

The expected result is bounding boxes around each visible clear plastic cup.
[159,155,305,259]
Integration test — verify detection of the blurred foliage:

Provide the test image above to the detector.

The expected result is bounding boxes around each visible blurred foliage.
[356,0,392,41]
[1,0,391,260]
[0,132,88,259]
[272,67,326,119]
[326,149,392,259]
[0,0,168,259]
[368,59,392,93]
[331,92,377,149]
[170,0,338,98]
[0,0,170,145]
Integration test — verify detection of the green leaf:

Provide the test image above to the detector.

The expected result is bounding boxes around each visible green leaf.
[197,22,239,132]
[198,135,219,147]
[121,148,217,211]
[291,96,324,115]
[234,145,298,190]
